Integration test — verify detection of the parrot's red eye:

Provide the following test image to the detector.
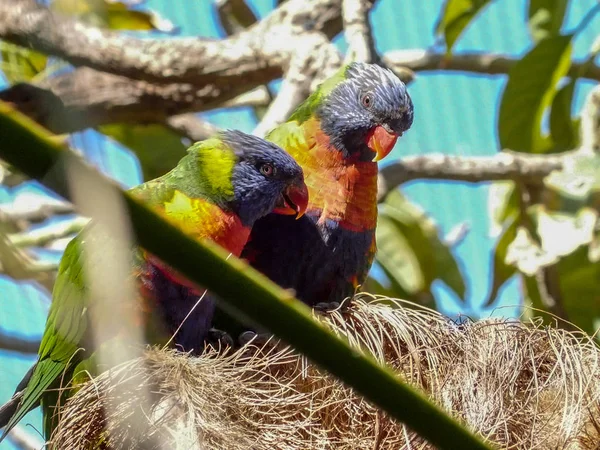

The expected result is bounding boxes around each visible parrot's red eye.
[361,92,373,109]
[260,163,275,177]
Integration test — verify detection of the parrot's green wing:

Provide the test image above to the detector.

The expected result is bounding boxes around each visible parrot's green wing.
[2,235,90,439]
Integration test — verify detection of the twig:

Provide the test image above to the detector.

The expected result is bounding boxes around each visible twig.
[382,49,600,81]
[8,216,88,248]
[164,114,220,143]
[342,0,376,63]
[0,330,40,354]
[377,151,568,201]
[0,198,73,223]
[0,228,57,291]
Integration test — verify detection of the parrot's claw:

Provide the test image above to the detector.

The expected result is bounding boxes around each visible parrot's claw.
[238,330,273,347]
[313,299,352,315]
[313,301,339,314]
[205,328,234,350]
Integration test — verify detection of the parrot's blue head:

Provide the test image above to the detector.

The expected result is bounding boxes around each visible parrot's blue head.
[221,130,309,226]
[317,62,414,161]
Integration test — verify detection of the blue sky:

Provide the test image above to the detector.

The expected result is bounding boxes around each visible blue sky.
[1,1,599,447]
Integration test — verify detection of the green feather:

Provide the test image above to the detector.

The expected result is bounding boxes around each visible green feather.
[288,64,350,124]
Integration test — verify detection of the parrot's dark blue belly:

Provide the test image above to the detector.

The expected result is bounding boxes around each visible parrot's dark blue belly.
[242,213,374,306]
[144,264,215,355]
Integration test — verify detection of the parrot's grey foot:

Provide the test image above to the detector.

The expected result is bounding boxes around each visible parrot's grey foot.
[313,299,352,315]
[238,330,273,347]
[313,301,339,314]
[205,328,234,350]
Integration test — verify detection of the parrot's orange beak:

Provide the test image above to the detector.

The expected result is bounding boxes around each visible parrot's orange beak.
[368,124,400,162]
[274,179,309,219]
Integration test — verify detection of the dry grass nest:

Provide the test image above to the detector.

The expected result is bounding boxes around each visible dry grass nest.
[50,294,600,449]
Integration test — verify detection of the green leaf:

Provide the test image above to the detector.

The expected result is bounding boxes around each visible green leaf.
[0,42,47,84]
[375,214,425,297]
[528,0,568,42]
[557,245,600,336]
[362,273,400,298]
[377,191,466,301]
[484,215,519,306]
[436,0,492,53]
[99,124,187,181]
[216,0,258,36]
[549,80,578,150]
[51,0,177,33]
[103,2,177,32]
[498,34,573,153]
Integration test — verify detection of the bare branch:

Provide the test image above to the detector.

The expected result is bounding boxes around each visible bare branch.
[0,228,57,291]
[342,0,376,63]
[0,330,39,354]
[383,49,600,82]
[377,151,568,201]
[164,114,220,143]
[0,197,73,223]
[8,216,88,248]
[0,0,345,85]
[223,87,272,109]
[254,32,342,137]
[6,425,44,450]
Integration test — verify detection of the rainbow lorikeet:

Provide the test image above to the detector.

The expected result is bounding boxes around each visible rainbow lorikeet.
[242,62,414,315]
[0,130,308,442]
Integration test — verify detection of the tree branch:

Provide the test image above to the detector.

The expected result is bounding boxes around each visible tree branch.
[342,0,376,63]
[164,114,220,143]
[0,197,73,224]
[0,0,345,85]
[382,49,600,82]
[377,151,568,201]
[6,425,44,450]
[0,330,39,354]
[253,32,342,136]
[8,216,88,248]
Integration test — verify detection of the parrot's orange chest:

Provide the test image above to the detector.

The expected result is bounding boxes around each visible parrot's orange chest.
[145,193,250,294]
[159,191,250,256]
[298,119,379,232]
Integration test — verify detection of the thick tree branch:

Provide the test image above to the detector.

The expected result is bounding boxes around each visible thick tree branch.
[342,0,376,63]
[377,151,568,201]
[6,47,600,138]
[0,0,345,85]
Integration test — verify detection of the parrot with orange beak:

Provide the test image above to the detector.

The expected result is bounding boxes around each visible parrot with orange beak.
[241,62,414,317]
[0,130,308,441]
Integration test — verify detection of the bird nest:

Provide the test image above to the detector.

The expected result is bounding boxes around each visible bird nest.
[49,295,600,449]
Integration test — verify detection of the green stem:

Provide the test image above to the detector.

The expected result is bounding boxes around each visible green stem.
[0,102,494,450]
